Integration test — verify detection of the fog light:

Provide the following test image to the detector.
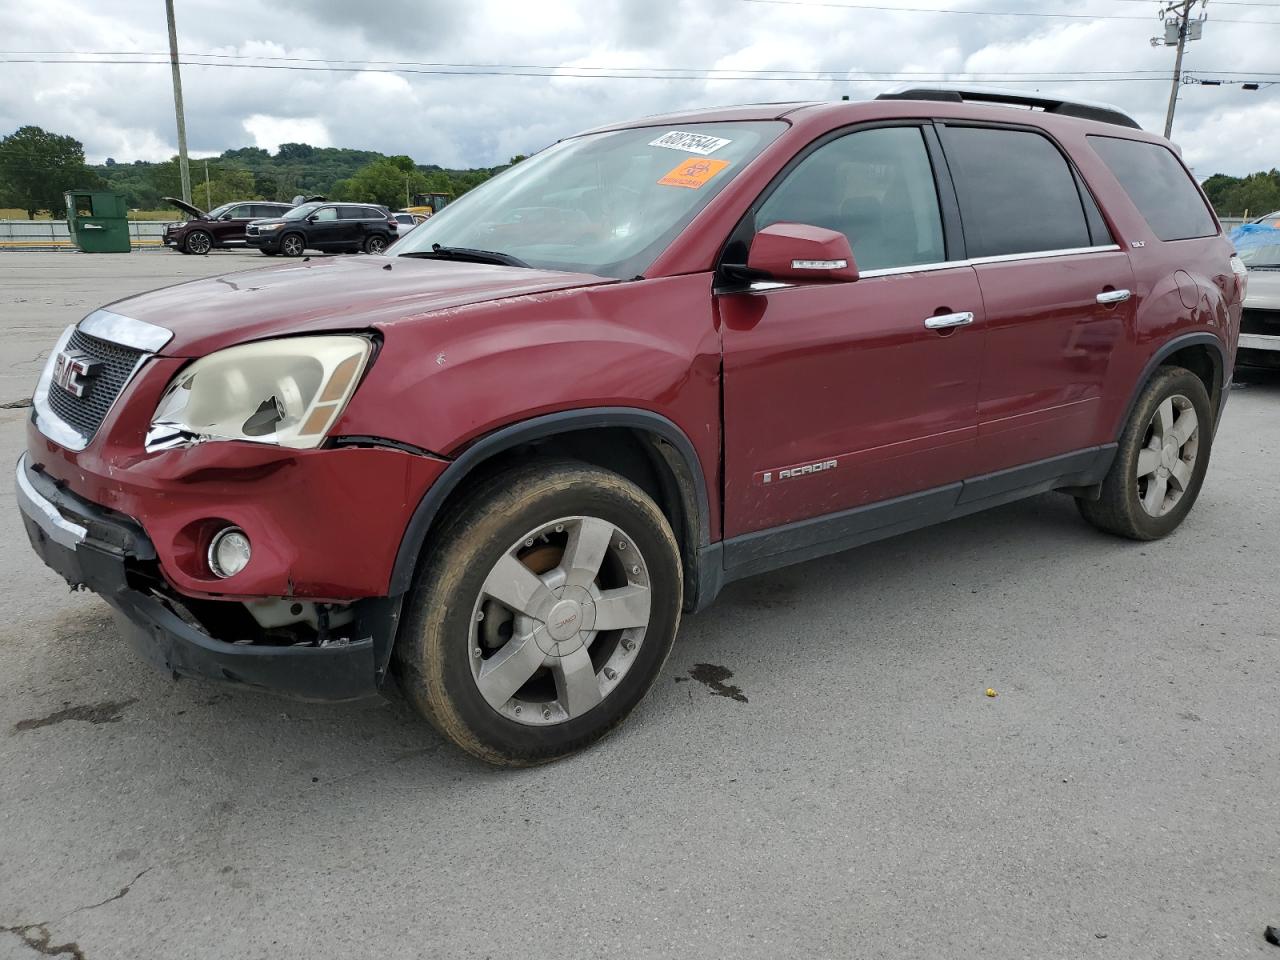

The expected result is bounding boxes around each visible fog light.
[208,527,251,579]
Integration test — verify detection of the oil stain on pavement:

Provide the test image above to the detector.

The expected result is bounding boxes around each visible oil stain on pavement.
[13,698,138,732]
[684,663,748,703]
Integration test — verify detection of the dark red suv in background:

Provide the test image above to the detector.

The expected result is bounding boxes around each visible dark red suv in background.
[19,89,1241,765]
[163,198,295,255]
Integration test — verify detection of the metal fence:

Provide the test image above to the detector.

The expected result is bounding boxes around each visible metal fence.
[0,219,168,249]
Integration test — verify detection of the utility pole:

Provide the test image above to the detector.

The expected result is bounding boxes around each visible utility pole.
[1155,0,1206,140]
[204,159,211,210]
[165,0,192,204]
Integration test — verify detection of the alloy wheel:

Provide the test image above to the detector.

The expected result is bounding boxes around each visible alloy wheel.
[1135,393,1199,518]
[281,235,304,257]
[186,231,211,255]
[468,515,652,726]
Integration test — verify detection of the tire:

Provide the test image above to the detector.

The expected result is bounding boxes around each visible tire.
[394,460,683,766]
[1077,366,1214,540]
[183,230,212,255]
[363,234,388,254]
[280,233,305,257]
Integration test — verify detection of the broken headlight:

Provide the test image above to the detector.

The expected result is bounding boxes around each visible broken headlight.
[146,335,372,451]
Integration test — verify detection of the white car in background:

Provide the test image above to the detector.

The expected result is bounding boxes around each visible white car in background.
[390,211,426,241]
[1237,240,1280,368]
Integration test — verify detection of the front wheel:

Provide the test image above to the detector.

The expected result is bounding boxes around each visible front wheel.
[279,233,305,257]
[394,461,682,766]
[1077,366,1214,540]
[183,230,212,255]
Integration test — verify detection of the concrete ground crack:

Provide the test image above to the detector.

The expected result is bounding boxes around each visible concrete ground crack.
[0,866,152,960]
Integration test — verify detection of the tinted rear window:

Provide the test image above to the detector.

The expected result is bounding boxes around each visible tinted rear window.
[1088,135,1217,241]
[941,125,1093,258]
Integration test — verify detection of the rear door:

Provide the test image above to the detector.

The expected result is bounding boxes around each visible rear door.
[938,123,1135,471]
[720,124,986,544]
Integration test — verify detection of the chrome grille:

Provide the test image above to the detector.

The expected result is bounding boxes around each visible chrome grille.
[44,328,144,443]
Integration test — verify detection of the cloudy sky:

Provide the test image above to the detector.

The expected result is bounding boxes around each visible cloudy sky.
[1,0,1277,177]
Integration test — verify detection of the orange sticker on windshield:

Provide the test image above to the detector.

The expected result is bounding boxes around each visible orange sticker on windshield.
[658,157,731,189]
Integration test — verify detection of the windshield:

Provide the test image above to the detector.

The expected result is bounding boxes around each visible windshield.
[207,203,234,219]
[393,121,786,278]
[283,202,322,220]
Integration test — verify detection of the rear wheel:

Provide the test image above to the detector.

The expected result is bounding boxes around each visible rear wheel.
[280,233,305,257]
[364,234,388,254]
[394,461,682,766]
[1077,366,1213,540]
[183,230,212,255]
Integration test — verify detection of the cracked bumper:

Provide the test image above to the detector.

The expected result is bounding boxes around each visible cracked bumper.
[18,454,388,701]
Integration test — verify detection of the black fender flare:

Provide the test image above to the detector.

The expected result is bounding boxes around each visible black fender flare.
[1116,331,1227,438]
[386,407,712,598]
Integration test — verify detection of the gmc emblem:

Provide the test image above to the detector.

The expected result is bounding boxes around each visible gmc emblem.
[51,351,100,398]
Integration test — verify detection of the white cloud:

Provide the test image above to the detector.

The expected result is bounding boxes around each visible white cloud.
[242,115,332,153]
[0,0,1277,175]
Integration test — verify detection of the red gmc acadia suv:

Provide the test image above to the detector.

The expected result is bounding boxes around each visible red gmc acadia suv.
[17,90,1243,765]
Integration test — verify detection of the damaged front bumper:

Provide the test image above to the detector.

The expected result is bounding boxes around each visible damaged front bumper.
[17,454,398,701]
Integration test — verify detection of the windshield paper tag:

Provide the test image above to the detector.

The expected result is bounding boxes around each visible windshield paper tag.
[658,157,731,190]
[649,130,732,155]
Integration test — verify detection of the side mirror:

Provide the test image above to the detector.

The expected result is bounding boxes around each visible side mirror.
[306,215,318,223]
[220,213,233,221]
[746,222,859,283]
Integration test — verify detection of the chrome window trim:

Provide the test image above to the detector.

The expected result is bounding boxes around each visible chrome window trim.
[967,244,1122,266]
[79,309,172,352]
[15,453,87,550]
[857,245,1123,280]
[736,244,1125,292]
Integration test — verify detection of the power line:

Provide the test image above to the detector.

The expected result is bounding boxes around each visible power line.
[0,57,1209,81]
[741,0,1280,22]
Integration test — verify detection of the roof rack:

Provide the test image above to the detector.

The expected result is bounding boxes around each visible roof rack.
[875,85,1142,131]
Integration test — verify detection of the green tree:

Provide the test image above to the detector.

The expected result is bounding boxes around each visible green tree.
[331,157,435,209]
[0,125,96,218]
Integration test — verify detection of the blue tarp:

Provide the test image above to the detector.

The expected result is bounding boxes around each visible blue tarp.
[1228,222,1280,251]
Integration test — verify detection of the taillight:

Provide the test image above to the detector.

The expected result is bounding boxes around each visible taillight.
[1230,254,1248,302]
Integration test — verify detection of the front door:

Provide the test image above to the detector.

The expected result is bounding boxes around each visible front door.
[720,125,985,550]
[937,123,1135,470]
[308,205,345,248]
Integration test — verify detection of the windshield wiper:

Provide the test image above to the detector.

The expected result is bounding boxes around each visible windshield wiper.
[399,244,531,268]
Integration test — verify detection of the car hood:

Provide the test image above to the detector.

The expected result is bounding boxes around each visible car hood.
[1245,267,1280,310]
[162,196,208,220]
[98,255,616,357]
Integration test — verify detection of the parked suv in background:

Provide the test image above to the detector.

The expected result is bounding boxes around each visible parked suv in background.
[162,199,294,254]
[246,202,399,256]
[18,90,1241,766]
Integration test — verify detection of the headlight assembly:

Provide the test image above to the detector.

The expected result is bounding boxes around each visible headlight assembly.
[146,335,372,451]
[257,222,284,231]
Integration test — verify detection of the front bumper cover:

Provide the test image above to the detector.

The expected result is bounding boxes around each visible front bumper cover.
[17,454,392,701]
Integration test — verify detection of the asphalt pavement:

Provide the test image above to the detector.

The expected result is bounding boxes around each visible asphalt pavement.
[1,250,1278,959]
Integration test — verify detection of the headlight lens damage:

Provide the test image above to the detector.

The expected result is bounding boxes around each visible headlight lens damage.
[146,335,372,451]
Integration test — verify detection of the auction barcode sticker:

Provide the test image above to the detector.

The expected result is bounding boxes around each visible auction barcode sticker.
[648,130,733,155]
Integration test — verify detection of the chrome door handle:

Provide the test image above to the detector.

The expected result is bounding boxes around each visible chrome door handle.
[1096,289,1131,305]
[924,311,974,330]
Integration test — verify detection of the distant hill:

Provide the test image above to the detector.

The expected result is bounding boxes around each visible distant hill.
[90,143,510,210]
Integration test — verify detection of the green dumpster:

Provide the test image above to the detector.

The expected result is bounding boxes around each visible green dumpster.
[64,190,131,253]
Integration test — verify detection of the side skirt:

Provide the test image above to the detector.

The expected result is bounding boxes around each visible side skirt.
[692,444,1116,603]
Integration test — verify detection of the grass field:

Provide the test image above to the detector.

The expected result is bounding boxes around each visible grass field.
[0,208,176,221]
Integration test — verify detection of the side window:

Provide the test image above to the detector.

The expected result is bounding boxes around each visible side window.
[941,126,1092,258]
[1088,135,1217,242]
[755,126,946,272]
[314,206,339,222]
[251,205,278,218]
[362,207,386,220]
[338,205,366,220]
[227,205,251,219]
